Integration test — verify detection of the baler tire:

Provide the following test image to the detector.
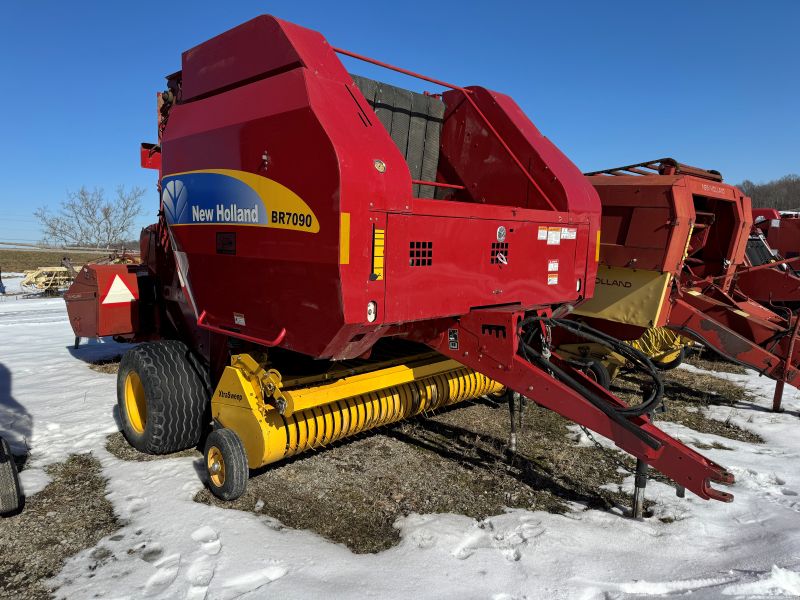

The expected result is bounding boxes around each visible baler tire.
[0,436,22,515]
[204,429,248,501]
[585,360,611,389]
[654,348,685,371]
[117,340,210,455]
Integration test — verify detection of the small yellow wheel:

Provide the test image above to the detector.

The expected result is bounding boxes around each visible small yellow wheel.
[204,428,248,501]
[206,445,226,488]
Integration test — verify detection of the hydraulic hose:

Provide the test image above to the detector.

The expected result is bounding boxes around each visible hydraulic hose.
[518,337,662,450]
[519,316,665,418]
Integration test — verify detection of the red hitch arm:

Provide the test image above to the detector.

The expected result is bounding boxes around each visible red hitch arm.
[421,308,734,502]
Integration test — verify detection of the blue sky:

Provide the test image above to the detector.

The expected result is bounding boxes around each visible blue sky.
[1,1,797,243]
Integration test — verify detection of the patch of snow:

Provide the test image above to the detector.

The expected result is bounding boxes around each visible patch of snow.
[0,273,25,296]
[722,564,800,597]
[2,296,800,598]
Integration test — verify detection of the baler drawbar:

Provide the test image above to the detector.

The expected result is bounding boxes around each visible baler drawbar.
[65,16,733,506]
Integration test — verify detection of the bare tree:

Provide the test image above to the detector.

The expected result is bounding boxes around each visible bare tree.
[34,186,145,248]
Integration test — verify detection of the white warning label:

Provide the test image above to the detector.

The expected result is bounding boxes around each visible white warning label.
[537,226,548,240]
[547,273,559,285]
[561,227,577,240]
[548,259,559,272]
[547,227,561,245]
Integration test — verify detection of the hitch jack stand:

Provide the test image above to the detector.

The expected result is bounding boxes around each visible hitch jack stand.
[772,380,785,413]
[632,458,649,519]
[506,390,524,454]
[507,391,518,454]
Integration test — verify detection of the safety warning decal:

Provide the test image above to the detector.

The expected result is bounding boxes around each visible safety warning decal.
[548,259,559,272]
[547,227,561,245]
[547,274,559,285]
[561,227,577,240]
[102,275,136,305]
[537,226,548,241]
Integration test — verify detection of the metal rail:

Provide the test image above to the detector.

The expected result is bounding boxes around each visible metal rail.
[411,179,465,190]
[585,158,724,182]
[197,310,287,347]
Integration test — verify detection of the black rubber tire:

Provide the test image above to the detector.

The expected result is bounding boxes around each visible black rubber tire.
[204,428,248,501]
[117,340,210,455]
[0,436,21,515]
[654,347,686,371]
[585,360,612,389]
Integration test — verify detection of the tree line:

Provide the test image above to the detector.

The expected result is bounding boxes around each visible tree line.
[739,174,800,211]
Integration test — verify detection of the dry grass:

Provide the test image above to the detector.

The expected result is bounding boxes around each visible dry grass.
[106,431,199,462]
[0,454,119,600]
[87,360,120,375]
[0,249,108,274]
[685,348,748,375]
[612,368,763,444]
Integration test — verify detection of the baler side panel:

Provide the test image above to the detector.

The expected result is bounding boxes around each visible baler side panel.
[384,212,583,323]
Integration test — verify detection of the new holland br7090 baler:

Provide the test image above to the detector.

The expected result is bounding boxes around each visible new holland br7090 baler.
[64,16,732,506]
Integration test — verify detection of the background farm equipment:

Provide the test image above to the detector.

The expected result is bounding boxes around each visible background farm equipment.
[20,264,75,295]
[737,235,800,309]
[65,16,733,510]
[753,209,800,260]
[575,158,800,411]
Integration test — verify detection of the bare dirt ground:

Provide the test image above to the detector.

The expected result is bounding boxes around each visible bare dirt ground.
[0,249,107,274]
[0,455,119,600]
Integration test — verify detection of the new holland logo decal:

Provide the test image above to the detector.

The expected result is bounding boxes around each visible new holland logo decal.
[161,169,319,233]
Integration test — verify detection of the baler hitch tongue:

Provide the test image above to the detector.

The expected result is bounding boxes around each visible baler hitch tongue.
[425,308,735,503]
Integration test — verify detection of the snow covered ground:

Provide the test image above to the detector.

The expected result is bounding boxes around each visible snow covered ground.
[0,273,24,296]
[1,296,799,599]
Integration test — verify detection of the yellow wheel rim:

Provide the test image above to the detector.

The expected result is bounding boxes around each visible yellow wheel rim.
[124,371,147,434]
[207,446,226,488]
